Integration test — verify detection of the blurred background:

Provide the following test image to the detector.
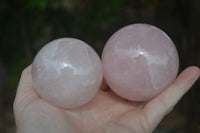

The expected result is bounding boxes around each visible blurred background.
[0,0,199,132]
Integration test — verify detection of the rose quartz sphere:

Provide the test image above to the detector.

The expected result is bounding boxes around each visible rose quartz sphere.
[32,38,103,108]
[102,24,179,101]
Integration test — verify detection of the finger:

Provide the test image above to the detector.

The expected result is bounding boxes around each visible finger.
[14,65,39,107]
[142,66,200,131]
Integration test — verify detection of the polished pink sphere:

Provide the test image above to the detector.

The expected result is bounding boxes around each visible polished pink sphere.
[102,24,179,101]
[32,38,103,108]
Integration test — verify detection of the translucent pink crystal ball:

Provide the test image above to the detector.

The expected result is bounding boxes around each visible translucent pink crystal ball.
[102,24,179,101]
[32,38,103,108]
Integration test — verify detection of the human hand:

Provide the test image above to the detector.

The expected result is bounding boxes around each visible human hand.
[14,65,200,133]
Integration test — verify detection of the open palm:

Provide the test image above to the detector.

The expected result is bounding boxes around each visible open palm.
[14,65,199,133]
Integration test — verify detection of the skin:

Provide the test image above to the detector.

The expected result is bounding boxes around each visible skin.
[14,65,200,133]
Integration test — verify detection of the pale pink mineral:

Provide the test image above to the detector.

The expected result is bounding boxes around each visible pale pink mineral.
[102,24,179,101]
[32,38,103,108]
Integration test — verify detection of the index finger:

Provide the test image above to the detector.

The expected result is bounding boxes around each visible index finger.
[142,66,200,131]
